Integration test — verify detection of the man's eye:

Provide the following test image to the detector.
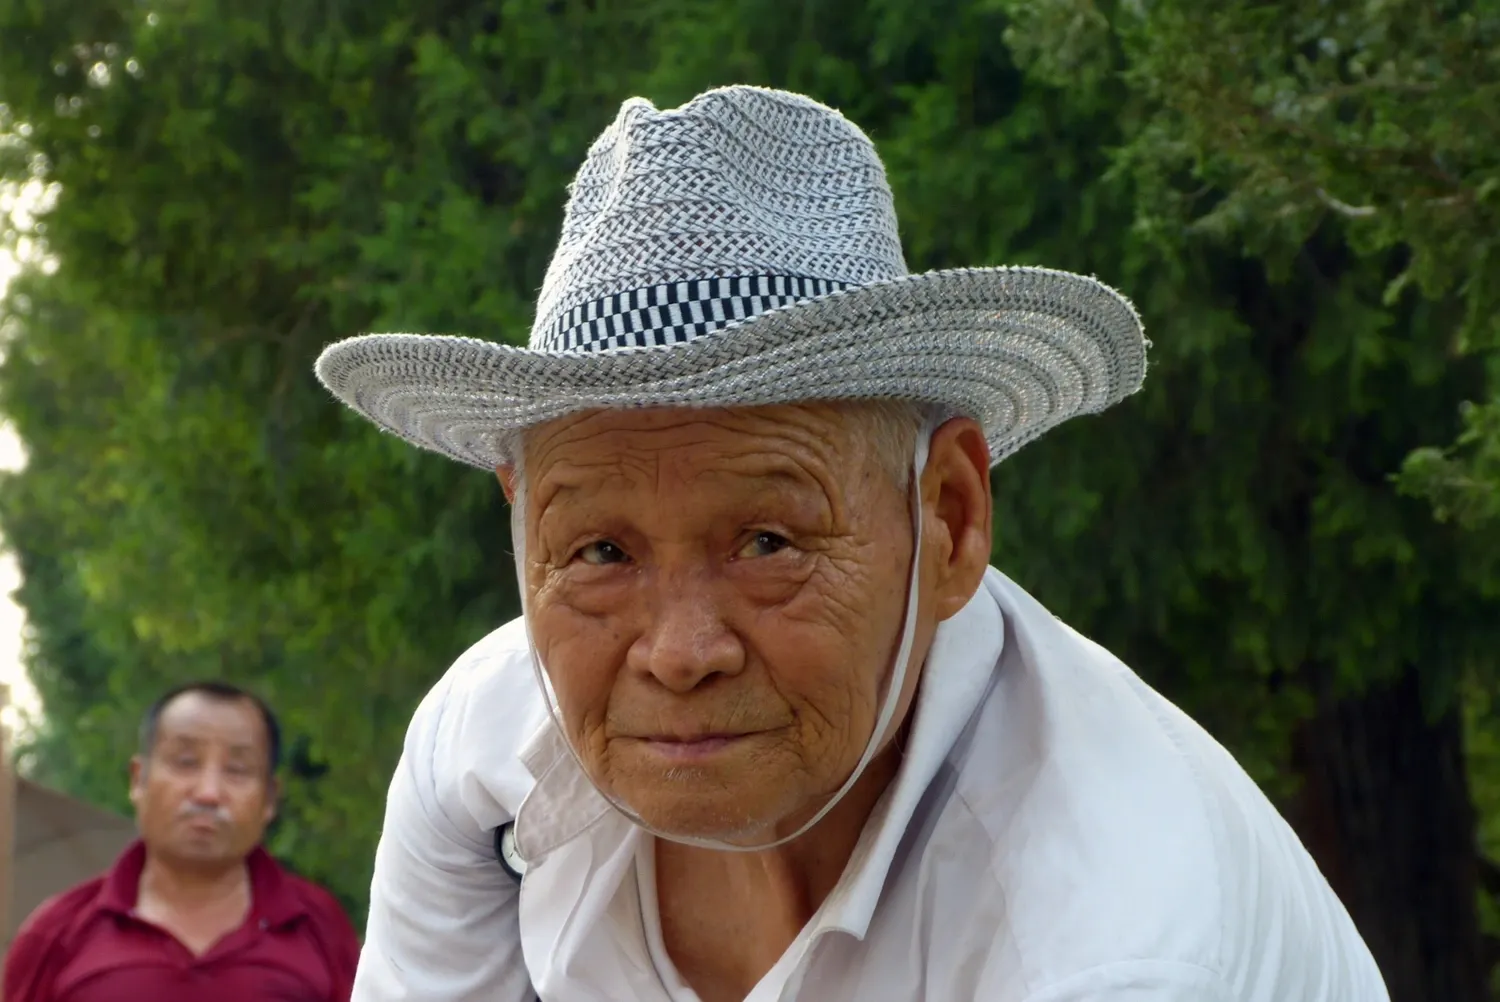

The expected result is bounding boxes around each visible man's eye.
[575,540,629,566]
[738,532,791,559]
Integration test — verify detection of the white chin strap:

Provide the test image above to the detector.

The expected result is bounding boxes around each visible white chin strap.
[513,427,932,852]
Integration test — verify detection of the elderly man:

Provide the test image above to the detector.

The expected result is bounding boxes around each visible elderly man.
[317,86,1386,1001]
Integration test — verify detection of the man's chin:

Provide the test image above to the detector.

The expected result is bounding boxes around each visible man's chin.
[622,789,794,844]
[165,836,240,865]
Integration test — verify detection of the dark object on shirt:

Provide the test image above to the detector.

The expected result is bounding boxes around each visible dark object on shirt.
[493,822,525,883]
[2,840,361,1002]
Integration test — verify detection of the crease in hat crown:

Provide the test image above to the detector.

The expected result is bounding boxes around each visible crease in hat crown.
[313,83,1149,473]
[532,85,910,354]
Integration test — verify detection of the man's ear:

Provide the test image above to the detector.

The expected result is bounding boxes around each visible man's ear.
[921,417,993,622]
[128,755,146,810]
[263,776,281,827]
[496,465,517,504]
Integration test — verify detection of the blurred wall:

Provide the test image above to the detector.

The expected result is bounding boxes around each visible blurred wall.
[3,778,136,949]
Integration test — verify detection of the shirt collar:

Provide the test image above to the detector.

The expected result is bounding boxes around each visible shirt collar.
[816,572,1004,939]
[93,839,310,927]
[513,569,1006,940]
[514,723,616,862]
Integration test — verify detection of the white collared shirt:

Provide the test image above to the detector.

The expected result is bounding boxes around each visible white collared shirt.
[353,569,1387,1001]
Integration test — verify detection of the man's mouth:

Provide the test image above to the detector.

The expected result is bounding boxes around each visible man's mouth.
[637,732,753,762]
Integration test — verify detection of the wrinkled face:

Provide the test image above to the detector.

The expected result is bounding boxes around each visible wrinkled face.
[129,692,277,869]
[515,404,934,841]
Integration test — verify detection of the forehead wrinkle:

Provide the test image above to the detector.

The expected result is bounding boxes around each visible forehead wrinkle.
[540,461,837,540]
[538,450,663,509]
[526,405,865,526]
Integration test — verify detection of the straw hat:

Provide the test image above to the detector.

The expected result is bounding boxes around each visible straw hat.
[316,85,1147,469]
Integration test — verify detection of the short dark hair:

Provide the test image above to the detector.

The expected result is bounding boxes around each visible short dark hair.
[138,681,282,776]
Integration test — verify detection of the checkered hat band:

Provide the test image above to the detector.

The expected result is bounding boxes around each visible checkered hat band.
[543,274,849,353]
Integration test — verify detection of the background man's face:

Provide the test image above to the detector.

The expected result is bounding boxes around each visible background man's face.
[129,692,277,869]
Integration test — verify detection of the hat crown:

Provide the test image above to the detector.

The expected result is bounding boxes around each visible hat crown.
[532,86,909,353]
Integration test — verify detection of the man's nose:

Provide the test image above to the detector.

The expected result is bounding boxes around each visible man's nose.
[629,575,745,693]
[190,766,228,804]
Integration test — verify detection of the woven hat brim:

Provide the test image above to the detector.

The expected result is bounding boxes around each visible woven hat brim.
[314,265,1146,470]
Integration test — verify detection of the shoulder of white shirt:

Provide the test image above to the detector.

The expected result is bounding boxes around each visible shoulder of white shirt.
[412,616,550,832]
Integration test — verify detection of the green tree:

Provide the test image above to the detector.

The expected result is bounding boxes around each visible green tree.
[0,0,663,915]
[1096,0,1500,536]
[1060,2,1500,996]
[1056,3,1500,996]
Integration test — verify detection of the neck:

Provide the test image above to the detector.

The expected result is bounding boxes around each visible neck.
[138,851,250,912]
[658,736,905,925]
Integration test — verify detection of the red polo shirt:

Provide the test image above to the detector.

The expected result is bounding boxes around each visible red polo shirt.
[2,841,360,1002]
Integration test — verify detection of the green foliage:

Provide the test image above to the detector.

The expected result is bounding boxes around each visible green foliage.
[1095,0,1500,524]
[0,2,1496,959]
[0,0,665,916]
[1403,399,1500,532]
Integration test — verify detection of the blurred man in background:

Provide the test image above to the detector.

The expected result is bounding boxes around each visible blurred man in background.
[2,681,360,1001]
